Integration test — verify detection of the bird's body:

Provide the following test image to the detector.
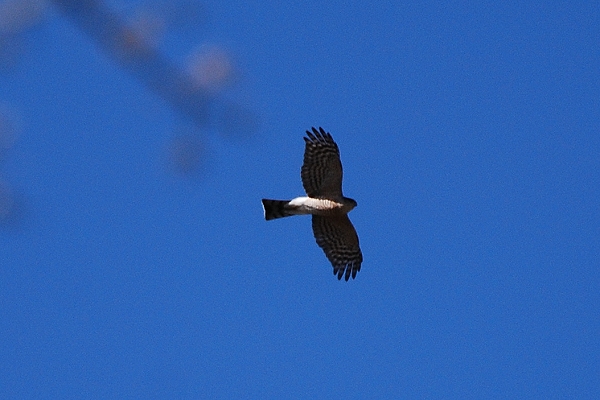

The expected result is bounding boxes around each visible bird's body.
[262,196,356,220]
[262,127,362,281]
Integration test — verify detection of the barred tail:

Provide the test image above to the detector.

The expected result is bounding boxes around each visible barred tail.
[262,199,293,220]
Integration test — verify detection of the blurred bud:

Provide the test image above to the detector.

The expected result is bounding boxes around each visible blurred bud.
[115,10,165,59]
[167,133,205,176]
[187,45,235,93]
[0,0,47,35]
[128,10,165,49]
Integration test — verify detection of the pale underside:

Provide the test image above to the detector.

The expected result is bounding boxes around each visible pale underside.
[287,196,354,216]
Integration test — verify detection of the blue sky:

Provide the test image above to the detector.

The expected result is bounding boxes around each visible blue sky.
[1,1,599,398]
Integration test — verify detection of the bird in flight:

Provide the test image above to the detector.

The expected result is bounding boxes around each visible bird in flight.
[262,127,362,281]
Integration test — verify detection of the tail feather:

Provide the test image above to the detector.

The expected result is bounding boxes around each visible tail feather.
[262,199,292,220]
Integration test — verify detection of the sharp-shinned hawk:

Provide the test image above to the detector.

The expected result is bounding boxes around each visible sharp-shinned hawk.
[262,127,362,281]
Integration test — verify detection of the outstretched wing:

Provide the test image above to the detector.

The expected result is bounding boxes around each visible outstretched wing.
[301,127,343,198]
[312,215,362,281]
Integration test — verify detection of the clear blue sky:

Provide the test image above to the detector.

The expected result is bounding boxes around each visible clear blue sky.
[1,1,599,398]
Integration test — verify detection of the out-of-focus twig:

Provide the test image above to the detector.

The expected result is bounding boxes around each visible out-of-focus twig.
[51,0,213,128]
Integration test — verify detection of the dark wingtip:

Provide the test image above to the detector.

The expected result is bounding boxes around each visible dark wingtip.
[333,263,359,281]
[335,268,343,280]
[305,129,317,142]
[306,127,333,144]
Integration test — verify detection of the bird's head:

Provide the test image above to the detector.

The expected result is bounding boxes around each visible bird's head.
[343,197,358,210]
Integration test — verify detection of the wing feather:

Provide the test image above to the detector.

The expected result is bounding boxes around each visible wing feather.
[312,215,362,281]
[301,127,343,198]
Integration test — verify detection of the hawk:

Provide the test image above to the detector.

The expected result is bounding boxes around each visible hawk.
[262,127,363,281]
